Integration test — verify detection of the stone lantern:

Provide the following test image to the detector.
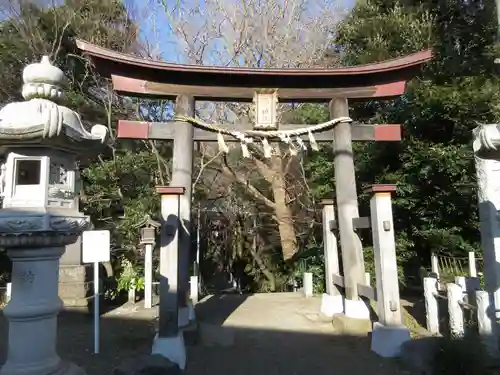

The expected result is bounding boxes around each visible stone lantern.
[138,215,160,309]
[0,56,107,375]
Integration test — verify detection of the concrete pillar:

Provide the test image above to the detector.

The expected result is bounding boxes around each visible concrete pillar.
[152,187,186,370]
[366,184,410,358]
[144,243,153,309]
[320,199,343,316]
[367,185,403,327]
[1,247,84,375]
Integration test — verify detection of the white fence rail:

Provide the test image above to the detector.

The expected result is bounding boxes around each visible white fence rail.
[431,252,483,280]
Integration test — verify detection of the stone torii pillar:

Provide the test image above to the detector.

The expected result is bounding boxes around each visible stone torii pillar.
[171,95,195,329]
[0,56,107,375]
[330,98,368,319]
[472,124,500,325]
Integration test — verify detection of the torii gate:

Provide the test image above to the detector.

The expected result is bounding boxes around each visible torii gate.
[76,40,432,368]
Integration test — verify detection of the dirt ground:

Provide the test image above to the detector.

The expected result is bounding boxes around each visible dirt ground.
[0,293,408,375]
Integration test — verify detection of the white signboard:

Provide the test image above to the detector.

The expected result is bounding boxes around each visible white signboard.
[82,230,110,264]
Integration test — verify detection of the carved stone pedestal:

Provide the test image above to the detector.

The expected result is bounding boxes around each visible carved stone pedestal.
[0,211,91,375]
[1,247,86,375]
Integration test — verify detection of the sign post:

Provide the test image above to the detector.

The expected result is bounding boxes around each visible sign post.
[82,230,111,355]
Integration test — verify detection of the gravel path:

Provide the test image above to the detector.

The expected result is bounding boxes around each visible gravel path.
[0,293,406,375]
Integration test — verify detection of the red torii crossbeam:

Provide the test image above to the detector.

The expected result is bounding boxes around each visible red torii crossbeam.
[117,120,402,142]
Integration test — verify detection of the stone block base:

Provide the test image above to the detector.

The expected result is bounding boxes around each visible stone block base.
[152,333,186,370]
[320,293,344,317]
[59,264,90,308]
[344,298,370,320]
[371,322,411,358]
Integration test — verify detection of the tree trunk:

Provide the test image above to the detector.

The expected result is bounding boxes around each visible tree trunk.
[269,153,298,261]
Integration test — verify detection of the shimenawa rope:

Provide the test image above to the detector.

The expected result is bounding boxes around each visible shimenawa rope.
[173,115,353,158]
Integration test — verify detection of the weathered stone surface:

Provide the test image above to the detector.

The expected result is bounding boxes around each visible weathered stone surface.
[331,314,371,335]
[59,264,90,308]
[114,354,181,375]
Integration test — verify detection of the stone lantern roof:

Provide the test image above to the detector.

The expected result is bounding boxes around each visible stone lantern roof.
[0,56,108,154]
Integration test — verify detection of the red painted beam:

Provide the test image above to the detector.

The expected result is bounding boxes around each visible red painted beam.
[117,120,401,142]
[373,124,401,141]
[363,184,397,194]
[155,186,185,195]
[118,120,150,139]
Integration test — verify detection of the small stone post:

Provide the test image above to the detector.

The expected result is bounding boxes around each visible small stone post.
[0,56,108,375]
[447,283,465,337]
[144,243,153,307]
[468,251,477,277]
[152,186,186,370]
[431,252,439,278]
[303,272,313,298]
[424,277,440,335]
[320,199,343,316]
[190,275,199,305]
[366,184,410,358]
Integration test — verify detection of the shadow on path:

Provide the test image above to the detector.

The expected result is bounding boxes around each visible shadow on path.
[0,293,403,375]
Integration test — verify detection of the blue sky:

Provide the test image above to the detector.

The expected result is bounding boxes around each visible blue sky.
[129,0,179,61]
[129,0,355,64]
